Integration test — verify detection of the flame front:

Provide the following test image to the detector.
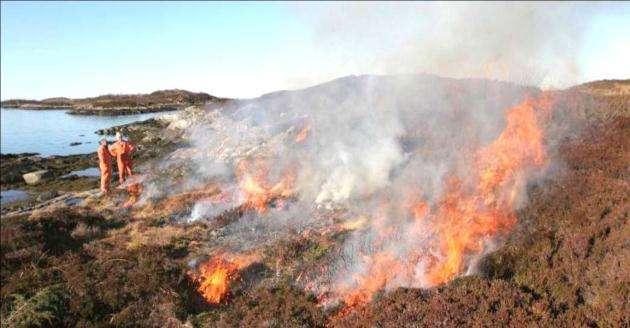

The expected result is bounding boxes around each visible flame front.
[426,96,550,284]
[149,93,553,311]
[331,95,551,307]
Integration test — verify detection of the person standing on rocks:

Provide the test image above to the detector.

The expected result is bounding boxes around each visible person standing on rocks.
[109,131,136,184]
[97,138,113,194]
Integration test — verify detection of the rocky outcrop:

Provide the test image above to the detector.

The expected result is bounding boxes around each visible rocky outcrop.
[1,153,95,187]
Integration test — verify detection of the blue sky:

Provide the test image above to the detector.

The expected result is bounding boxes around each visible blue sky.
[1,2,629,99]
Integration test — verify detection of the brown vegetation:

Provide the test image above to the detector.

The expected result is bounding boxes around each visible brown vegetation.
[332,115,629,327]
[1,80,627,327]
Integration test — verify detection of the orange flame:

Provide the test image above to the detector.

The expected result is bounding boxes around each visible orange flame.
[425,95,550,284]
[195,253,258,304]
[334,95,552,308]
[236,159,296,213]
[197,258,238,304]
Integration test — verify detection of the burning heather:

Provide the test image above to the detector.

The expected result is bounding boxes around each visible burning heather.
[1,2,626,326]
[2,77,627,327]
[192,253,260,304]
[235,158,296,213]
[325,95,552,308]
[125,75,566,310]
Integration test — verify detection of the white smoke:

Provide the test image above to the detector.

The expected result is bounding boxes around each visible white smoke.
[133,2,601,306]
[130,70,576,310]
[292,2,608,89]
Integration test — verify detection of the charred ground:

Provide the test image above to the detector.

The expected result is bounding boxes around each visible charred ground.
[0,79,628,327]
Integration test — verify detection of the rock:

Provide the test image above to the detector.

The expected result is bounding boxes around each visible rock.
[70,142,82,146]
[22,170,53,185]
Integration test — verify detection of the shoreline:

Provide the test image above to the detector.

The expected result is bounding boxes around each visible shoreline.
[0,88,229,116]
[2,106,181,116]
[66,106,180,116]
[0,116,183,213]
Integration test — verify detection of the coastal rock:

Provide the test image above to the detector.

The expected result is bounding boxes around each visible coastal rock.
[70,142,82,146]
[22,170,53,185]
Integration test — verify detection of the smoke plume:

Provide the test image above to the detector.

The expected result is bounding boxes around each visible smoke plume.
[295,2,607,89]
[138,72,563,307]
[135,2,599,308]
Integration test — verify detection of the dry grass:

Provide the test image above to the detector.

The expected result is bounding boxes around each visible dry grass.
[2,83,628,327]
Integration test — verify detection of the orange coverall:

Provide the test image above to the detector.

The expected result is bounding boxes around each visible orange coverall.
[109,140,136,183]
[97,144,113,192]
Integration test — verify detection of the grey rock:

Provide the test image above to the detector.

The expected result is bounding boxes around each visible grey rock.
[22,170,53,185]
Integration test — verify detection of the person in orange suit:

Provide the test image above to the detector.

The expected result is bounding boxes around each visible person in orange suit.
[97,138,113,194]
[109,131,136,184]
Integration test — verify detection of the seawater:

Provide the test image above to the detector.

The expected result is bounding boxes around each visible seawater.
[1,108,166,156]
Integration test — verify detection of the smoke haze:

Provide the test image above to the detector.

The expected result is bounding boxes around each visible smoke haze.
[294,2,610,89]
[132,2,610,307]
[137,72,564,306]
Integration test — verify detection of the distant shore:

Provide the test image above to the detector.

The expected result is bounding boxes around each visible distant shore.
[66,106,181,116]
[1,88,229,116]
[1,105,182,116]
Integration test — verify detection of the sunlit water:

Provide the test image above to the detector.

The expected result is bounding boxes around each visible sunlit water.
[61,167,101,178]
[1,108,166,156]
[0,190,29,205]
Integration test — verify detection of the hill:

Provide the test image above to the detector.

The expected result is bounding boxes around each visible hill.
[1,89,229,115]
[0,76,628,327]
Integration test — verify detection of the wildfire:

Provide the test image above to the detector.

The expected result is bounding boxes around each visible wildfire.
[425,95,550,284]
[332,95,552,307]
[236,159,296,213]
[194,253,259,304]
[128,91,553,313]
